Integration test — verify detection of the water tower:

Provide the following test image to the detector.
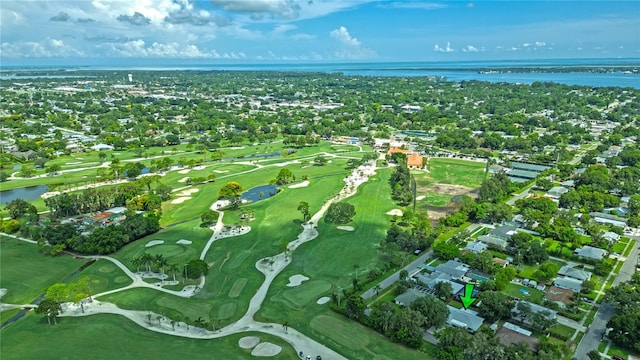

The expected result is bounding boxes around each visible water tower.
[128,74,133,82]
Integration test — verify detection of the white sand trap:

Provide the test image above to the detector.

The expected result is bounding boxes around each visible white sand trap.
[239,336,260,349]
[213,169,229,173]
[228,146,245,150]
[386,209,403,216]
[337,226,354,231]
[286,274,309,287]
[415,195,426,200]
[317,296,330,305]
[178,169,191,174]
[145,240,164,248]
[0,289,7,298]
[288,180,309,189]
[178,188,199,196]
[178,177,190,183]
[193,165,205,170]
[251,342,282,357]
[171,197,191,204]
[176,239,192,245]
[327,160,333,163]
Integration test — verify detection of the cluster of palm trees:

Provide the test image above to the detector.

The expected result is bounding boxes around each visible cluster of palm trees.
[131,253,180,281]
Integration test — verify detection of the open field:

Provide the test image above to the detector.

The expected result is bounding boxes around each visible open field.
[0,236,87,304]
[0,313,297,360]
[422,158,486,188]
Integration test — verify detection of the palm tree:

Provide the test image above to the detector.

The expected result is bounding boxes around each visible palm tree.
[194,317,205,329]
[141,253,154,273]
[131,256,143,273]
[155,254,169,276]
[374,284,382,296]
[167,263,179,282]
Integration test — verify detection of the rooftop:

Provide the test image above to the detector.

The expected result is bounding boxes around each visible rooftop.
[575,246,608,260]
[446,306,484,332]
[558,265,591,281]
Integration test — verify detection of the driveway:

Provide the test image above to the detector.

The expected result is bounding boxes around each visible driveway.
[361,251,433,299]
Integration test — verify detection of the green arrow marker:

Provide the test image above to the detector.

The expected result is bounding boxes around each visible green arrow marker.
[460,284,477,310]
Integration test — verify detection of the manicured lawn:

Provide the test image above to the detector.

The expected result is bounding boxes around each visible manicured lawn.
[74,259,133,294]
[612,240,628,254]
[0,236,87,304]
[504,283,543,303]
[420,191,452,207]
[423,158,486,188]
[0,313,297,360]
[549,323,575,339]
[623,239,636,257]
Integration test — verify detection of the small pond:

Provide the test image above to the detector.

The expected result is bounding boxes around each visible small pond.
[240,184,280,203]
[0,185,49,205]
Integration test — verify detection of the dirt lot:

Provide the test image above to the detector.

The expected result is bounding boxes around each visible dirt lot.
[418,183,478,222]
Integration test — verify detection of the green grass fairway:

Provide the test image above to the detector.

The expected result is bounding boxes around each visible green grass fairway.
[420,158,486,188]
[0,237,86,304]
[228,278,247,298]
[75,259,133,294]
[0,313,297,360]
[281,280,332,307]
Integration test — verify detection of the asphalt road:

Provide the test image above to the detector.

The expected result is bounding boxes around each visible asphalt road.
[573,237,639,360]
[361,250,433,299]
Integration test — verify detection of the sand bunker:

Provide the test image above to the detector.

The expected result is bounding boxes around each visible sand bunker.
[386,209,403,216]
[0,289,7,299]
[239,336,260,349]
[337,226,354,231]
[178,177,190,183]
[416,195,426,200]
[178,169,191,174]
[317,296,330,305]
[145,240,164,248]
[288,180,310,189]
[178,188,199,196]
[251,342,282,357]
[213,170,229,173]
[286,274,309,287]
[176,239,192,245]
[193,165,205,170]
[171,197,191,204]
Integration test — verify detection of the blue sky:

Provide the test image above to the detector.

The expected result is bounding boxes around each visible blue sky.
[1,0,638,65]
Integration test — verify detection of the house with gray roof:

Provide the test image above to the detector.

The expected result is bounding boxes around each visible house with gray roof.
[575,246,608,261]
[554,277,582,293]
[589,212,628,228]
[557,265,591,281]
[415,272,464,296]
[478,235,508,249]
[394,288,426,307]
[446,306,484,332]
[602,231,621,243]
[513,300,558,322]
[546,186,569,199]
[489,225,519,240]
[434,260,470,280]
[465,241,488,253]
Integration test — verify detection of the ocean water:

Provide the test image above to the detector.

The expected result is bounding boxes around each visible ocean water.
[3,58,639,88]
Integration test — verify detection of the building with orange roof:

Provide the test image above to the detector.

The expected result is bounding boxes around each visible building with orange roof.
[407,152,424,169]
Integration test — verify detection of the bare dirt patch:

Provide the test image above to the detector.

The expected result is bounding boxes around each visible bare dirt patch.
[418,183,478,222]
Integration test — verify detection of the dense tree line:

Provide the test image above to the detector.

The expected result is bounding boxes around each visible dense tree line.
[389,158,413,206]
[605,272,640,353]
[39,212,160,255]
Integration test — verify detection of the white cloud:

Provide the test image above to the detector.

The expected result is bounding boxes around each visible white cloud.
[462,45,479,52]
[211,0,301,19]
[535,41,546,47]
[98,39,219,58]
[434,42,454,52]
[1,38,84,58]
[522,42,531,47]
[292,33,315,40]
[329,25,376,60]
[330,26,360,47]
[273,24,296,34]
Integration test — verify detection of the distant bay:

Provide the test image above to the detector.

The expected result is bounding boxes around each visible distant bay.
[2,58,639,88]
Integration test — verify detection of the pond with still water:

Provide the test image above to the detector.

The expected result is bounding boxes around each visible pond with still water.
[240,185,279,203]
[0,185,49,205]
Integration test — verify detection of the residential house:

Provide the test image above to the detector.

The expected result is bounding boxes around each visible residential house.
[434,260,470,280]
[446,306,484,333]
[464,241,488,253]
[575,246,608,261]
[394,288,426,307]
[477,235,508,249]
[545,186,569,199]
[489,225,519,240]
[589,212,628,228]
[557,265,591,281]
[602,231,621,244]
[553,277,583,293]
[513,300,558,324]
[415,272,464,296]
